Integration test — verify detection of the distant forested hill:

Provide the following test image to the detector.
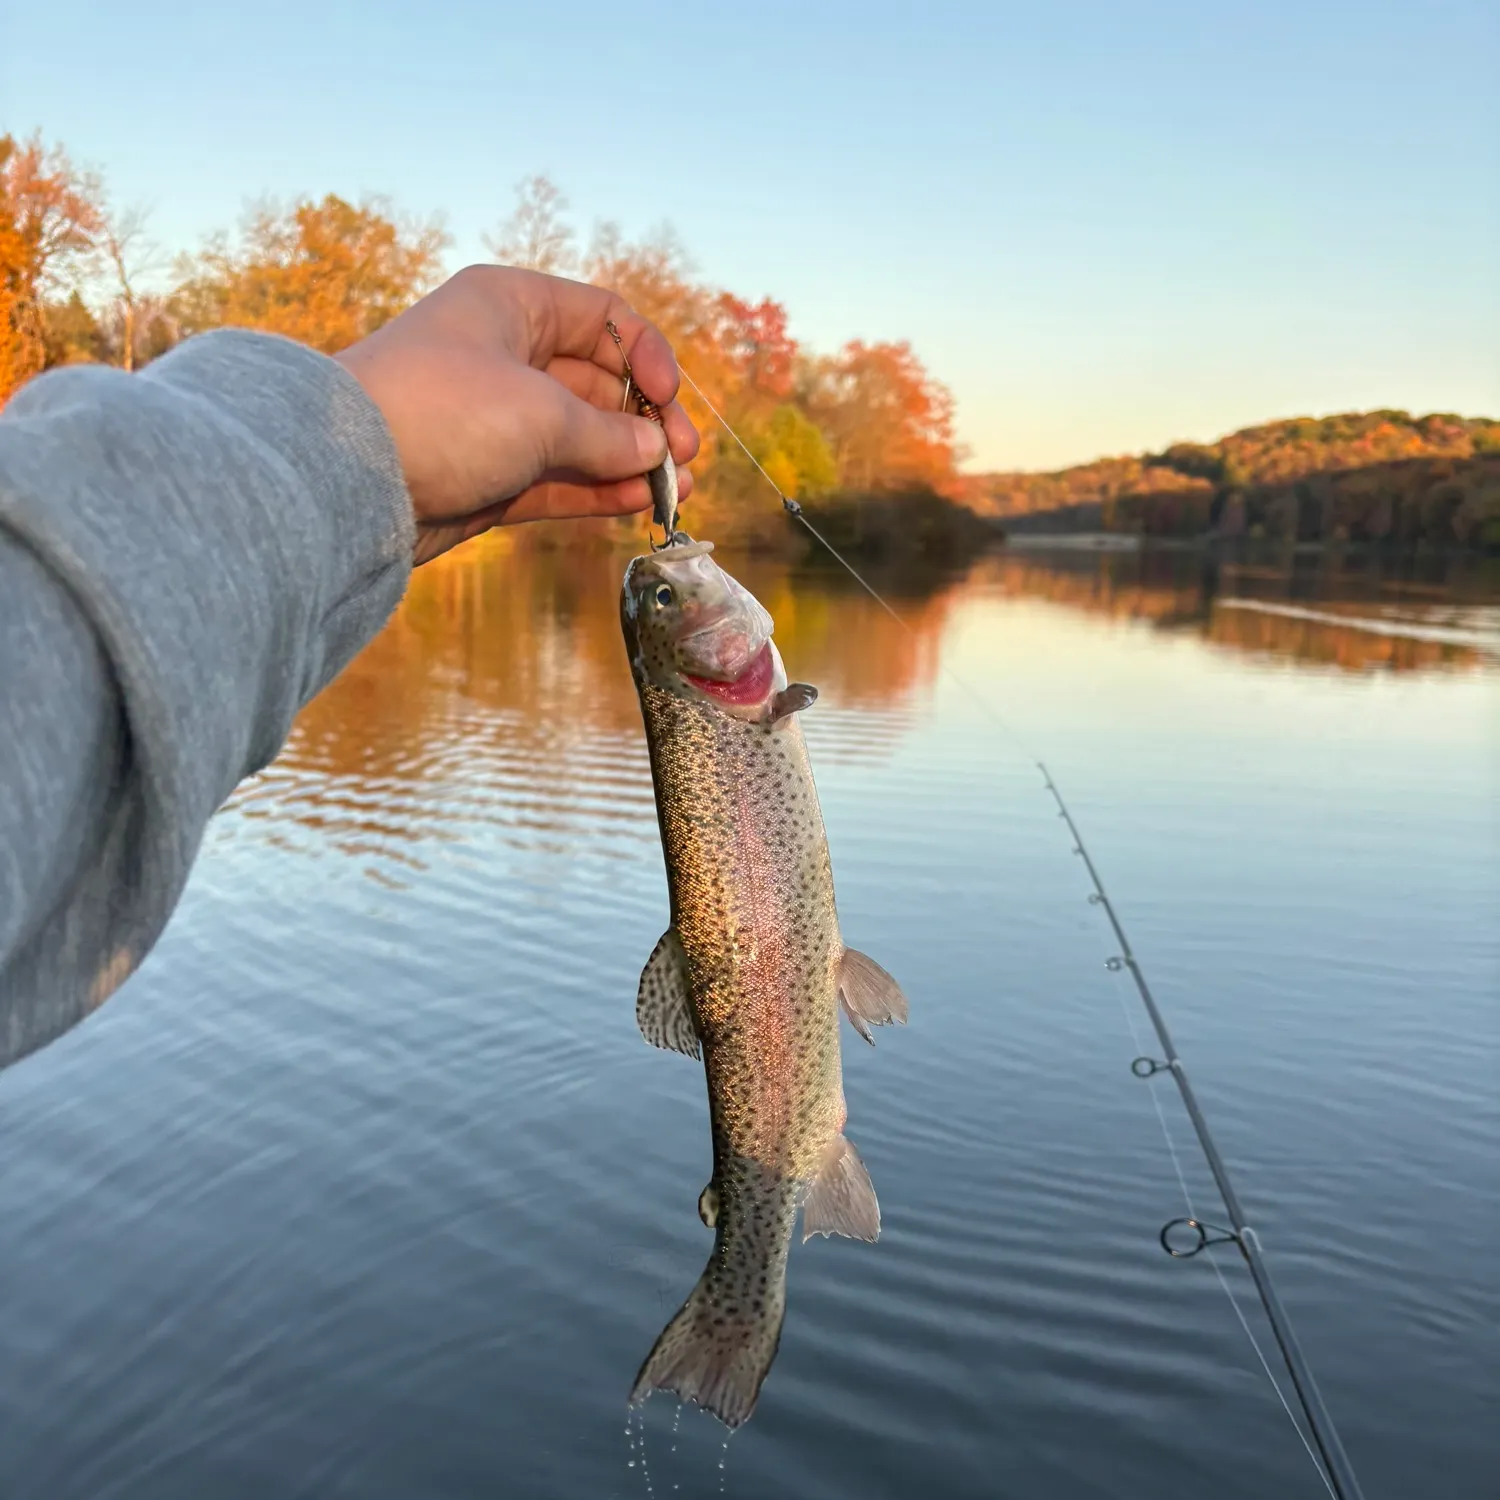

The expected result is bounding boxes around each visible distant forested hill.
[965,412,1500,548]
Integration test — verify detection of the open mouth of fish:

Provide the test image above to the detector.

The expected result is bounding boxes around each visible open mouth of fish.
[681,641,775,705]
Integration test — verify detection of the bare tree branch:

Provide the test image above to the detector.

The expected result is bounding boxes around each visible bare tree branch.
[484,174,576,275]
[96,200,166,370]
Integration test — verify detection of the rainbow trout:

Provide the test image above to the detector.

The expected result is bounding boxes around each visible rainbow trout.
[621,539,908,1428]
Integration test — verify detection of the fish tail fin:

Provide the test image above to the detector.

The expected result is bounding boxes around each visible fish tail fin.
[629,1167,796,1428]
[629,1252,786,1429]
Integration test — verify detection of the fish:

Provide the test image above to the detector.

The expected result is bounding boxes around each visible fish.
[620,538,909,1428]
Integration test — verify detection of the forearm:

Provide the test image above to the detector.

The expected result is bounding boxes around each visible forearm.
[0,331,414,1067]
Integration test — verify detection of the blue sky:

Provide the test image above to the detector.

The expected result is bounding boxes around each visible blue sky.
[3,0,1495,470]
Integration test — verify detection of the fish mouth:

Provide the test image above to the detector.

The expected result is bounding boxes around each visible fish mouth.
[675,601,773,686]
[681,642,775,705]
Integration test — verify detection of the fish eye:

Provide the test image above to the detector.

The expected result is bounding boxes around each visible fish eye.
[653,583,674,608]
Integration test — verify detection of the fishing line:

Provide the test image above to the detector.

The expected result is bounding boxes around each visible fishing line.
[676,368,1366,1500]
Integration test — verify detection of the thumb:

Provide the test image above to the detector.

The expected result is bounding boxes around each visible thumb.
[543,386,668,481]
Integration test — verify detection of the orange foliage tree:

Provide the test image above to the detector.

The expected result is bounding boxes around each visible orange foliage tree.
[708,293,797,418]
[573,201,957,526]
[172,195,449,354]
[4,151,968,536]
[0,133,103,402]
[803,339,961,493]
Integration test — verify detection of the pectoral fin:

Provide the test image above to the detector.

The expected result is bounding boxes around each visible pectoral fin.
[770,683,818,723]
[838,947,909,1045]
[802,1135,880,1242]
[636,929,700,1059]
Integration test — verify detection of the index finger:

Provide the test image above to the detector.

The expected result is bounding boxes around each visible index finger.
[538,274,683,410]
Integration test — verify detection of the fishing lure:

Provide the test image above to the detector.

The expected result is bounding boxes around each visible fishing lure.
[606,319,682,548]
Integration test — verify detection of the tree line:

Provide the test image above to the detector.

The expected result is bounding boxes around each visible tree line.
[10,132,1493,552]
[973,410,1500,549]
[1,136,962,543]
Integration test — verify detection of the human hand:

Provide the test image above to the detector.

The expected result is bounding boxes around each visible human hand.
[335,265,700,565]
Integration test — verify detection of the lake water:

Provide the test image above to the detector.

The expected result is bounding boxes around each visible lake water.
[1,535,1495,1500]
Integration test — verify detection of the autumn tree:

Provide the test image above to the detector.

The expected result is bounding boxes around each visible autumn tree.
[707,293,797,419]
[40,290,105,367]
[172,194,449,354]
[804,340,960,493]
[580,216,963,521]
[485,174,576,275]
[752,404,837,499]
[683,294,829,501]
[0,132,103,401]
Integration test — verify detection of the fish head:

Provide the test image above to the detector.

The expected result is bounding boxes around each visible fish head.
[621,540,784,716]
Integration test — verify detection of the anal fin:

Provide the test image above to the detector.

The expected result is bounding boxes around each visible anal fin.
[838,947,909,1046]
[802,1135,880,1242]
[636,929,700,1059]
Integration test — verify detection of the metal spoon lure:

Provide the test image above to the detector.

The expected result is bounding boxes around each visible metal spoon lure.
[605,319,681,548]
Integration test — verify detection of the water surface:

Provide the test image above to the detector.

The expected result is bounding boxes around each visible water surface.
[1,538,1495,1499]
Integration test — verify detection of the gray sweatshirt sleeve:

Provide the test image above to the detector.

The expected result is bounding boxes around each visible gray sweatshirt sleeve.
[0,329,414,1068]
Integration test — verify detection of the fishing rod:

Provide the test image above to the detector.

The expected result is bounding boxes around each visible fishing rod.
[676,369,1367,1500]
[1040,774,1363,1500]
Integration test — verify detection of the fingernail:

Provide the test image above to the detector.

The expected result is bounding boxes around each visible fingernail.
[636,420,667,467]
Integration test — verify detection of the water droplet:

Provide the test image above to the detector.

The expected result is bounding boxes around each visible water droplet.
[1105,957,1123,971]
[1088,893,1102,905]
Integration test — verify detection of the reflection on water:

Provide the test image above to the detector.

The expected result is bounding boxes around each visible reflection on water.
[239,538,1497,883]
[977,545,1499,673]
[231,534,953,877]
[1,531,1495,1500]
[293,532,955,757]
[275,537,1497,800]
